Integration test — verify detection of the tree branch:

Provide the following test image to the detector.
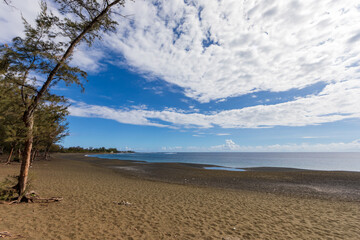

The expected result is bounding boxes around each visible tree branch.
[28,0,122,117]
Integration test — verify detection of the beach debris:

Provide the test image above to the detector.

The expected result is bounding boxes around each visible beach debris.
[0,231,23,239]
[113,200,132,206]
[0,231,12,238]
[22,191,62,203]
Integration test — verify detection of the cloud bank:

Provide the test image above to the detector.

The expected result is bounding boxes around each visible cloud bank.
[3,0,360,103]
[69,79,360,129]
[3,1,360,131]
[108,0,360,102]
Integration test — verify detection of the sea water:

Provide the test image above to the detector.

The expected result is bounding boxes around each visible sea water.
[88,152,360,172]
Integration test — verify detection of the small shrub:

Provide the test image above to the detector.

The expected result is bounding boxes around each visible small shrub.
[0,176,18,201]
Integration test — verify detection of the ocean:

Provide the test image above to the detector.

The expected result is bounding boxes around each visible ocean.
[88,152,360,172]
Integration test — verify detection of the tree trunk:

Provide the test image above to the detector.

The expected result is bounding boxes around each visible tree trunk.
[18,113,34,200]
[5,147,14,164]
[30,149,37,166]
[44,144,51,161]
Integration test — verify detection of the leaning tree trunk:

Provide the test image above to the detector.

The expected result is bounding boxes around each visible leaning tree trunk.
[18,113,34,200]
[14,0,121,202]
[5,147,14,164]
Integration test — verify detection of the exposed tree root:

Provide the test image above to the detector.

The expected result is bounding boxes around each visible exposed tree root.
[21,191,63,203]
[0,191,62,204]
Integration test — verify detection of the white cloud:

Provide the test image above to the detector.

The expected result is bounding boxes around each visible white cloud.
[302,136,328,139]
[69,79,360,128]
[106,0,360,102]
[216,133,231,136]
[69,102,169,128]
[0,0,41,42]
[161,146,183,151]
[0,1,105,73]
[209,139,360,152]
[71,46,105,73]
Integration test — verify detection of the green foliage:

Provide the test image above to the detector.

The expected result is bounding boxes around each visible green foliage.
[0,77,69,158]
[0,174,35,200]
[53,145,134,153]
[0,73,27,153]
[32,95,69,154]
[0,176,18,201]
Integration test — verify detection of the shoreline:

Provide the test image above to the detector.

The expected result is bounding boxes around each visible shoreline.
[86,152,360,173]
[62,153,360,202]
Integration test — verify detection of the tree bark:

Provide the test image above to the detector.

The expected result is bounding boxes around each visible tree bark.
[5,147,14,164]
[18,113,34,200]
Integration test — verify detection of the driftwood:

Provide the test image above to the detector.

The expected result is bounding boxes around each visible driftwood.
[113,200,132,206]
[22,191,63,203]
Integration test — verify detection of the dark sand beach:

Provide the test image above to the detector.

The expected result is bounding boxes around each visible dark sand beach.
[1,153,360,239]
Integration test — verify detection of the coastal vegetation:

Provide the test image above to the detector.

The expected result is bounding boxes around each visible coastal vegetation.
[0,0,127,202]
[54,146,134,153]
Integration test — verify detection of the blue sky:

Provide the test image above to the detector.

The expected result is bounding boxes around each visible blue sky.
[1,0,360,151]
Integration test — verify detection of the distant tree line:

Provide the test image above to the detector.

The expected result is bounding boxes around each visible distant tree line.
[50,145,135,154]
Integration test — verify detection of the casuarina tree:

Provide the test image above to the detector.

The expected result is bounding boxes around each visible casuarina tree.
[0,0,126,201]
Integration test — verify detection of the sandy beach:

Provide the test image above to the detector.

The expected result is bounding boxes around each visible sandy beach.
[1,154,360,239]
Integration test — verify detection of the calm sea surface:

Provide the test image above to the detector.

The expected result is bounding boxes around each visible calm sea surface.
[88,152,360,172]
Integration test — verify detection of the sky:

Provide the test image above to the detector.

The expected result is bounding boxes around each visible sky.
[1,0,360,152]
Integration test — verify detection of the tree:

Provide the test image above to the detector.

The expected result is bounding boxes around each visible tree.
[0,0,126,201]
[32,95,69,161]
[0,70,69,164]
[0,73,27,164]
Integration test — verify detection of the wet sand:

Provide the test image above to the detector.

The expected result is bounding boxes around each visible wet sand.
[1,153,360,239]
[73,153,360,202]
